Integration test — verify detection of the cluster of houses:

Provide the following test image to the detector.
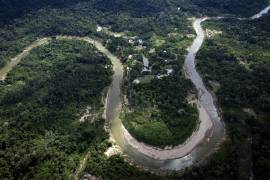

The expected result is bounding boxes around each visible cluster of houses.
[96,25,175,85]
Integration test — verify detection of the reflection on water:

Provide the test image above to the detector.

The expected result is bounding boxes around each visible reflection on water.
[107,18,225,171]
[109,3,270,169]
[251,5,270,19]
[2,5,269,169]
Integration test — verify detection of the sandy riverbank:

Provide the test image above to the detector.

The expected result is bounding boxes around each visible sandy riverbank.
[120,101,213,160]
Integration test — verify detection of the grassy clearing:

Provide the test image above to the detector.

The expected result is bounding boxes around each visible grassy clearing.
[122,107,198,147]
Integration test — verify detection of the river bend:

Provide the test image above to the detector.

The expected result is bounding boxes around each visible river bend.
[0,5,269,171]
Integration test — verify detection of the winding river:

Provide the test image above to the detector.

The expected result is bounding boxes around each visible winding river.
[0,5,269,172]
[107,5,270,171]
[108,18,224,171]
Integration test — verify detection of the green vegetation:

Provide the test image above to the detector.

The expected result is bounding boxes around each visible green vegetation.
[191,0,269,16]
[192,14,270,179]
[115,20,199,147]
[0,40,112,179]
[150,35,166,47]
[82,141,160,180]
[0,0,269,179]
[200,16,270,112]
[0,0,199,178]
[94,4,199,147]
[122,107,198,147]
[0,6,98,69]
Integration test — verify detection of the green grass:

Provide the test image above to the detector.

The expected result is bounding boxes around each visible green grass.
[150,35,166,47]
[136,75,155,84]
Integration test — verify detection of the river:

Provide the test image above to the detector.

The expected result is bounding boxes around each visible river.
[108,18,225,171]
[0,5,269,172]
[106,5,270,170]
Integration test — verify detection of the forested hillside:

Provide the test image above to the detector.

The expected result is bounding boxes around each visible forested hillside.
[0,0,87,24]
[191,0,269,16]
[193,14,270,179]
[0,40,112,179]
[0,0,269,179]
[0,0,268,24]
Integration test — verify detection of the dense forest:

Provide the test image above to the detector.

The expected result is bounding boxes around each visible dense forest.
[195,14,270,179]
[191,0,269,16]
[0,0,268,25]
[0,0,268,67]
[0,40,112,179]
[120,34,199,147]
[0,0,269,179]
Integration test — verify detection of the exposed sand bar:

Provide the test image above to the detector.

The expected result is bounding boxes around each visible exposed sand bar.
[121,101,213,160]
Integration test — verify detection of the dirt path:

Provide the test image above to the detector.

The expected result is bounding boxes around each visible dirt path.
[74,152,91,180]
